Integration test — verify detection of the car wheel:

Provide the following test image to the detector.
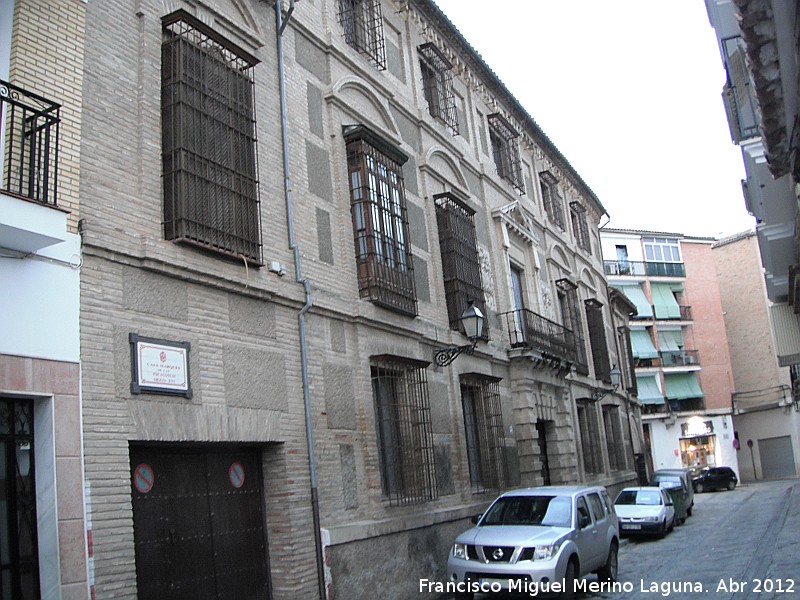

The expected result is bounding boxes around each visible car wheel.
[561,558,578,600]
[668,514,676,532]
[696,483,704,493]
[657,519,667,539]
[727,480,736,491]
[597,541,618,582]
[687,504,692,517]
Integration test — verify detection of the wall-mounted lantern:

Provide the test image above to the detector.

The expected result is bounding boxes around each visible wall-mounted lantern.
[434,301,485,367]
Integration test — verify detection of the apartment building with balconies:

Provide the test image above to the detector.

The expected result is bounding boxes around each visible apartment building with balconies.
[601,229,739,477]
[73,1,643,598]
[0,0,90,597]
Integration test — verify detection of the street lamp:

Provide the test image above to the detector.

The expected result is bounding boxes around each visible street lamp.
[591,365,622,401]
[434,301,485,367]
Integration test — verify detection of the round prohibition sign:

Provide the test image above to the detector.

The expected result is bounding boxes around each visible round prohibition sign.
[229,462,245,489]
[133,463,154,494]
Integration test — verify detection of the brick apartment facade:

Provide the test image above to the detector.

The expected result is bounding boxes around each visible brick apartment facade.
[713,231,799,480]
[600,230,739,477]
[4,0,644,598]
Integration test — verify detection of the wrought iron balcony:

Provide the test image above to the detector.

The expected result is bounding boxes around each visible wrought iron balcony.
[501,308,577,365]
[660,349,700,367]
[603,260,685,278]
[1,80,60,205]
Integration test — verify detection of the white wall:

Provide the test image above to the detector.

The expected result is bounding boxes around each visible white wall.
[733,407,800,480]
[599,232,645,263]
[0,233,81,362]
[648,414,741,477]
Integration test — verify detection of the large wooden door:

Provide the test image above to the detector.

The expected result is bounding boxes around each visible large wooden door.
[130,446,270,600]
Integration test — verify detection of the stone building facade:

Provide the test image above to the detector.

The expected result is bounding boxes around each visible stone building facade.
[74,1,641,598]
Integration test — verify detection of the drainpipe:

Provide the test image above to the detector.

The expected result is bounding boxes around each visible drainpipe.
[275,2,326,599]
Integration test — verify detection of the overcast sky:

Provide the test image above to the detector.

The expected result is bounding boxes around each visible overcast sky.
[432,0,756,239]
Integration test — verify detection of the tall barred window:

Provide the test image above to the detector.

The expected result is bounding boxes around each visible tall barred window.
[585,299,612,383]
[487,114,524,193]
[435,193,487,337]
[540,171,565,230]
[337,0,386,70]
[570,201,592,254]
[419,44,458,135]
[577,400,603,475]
[161,10,262,264]
[345,126,417,316]
[603,405,627,471]
[371,356,437,506]
[461,374,506,493]
[556,279,588,375]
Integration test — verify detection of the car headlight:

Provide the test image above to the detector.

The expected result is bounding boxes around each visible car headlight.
[534,542,561,561]
[452,543,469,560]
[644,516,660,522]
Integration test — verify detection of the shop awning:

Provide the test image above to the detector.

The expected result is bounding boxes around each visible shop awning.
[658,329,683,352]
[635,374,665,405]
[664,372,704,400]
[651,284,681,319]
[613,284,653,318]
[630,328,659,359]
[769,303,800,366]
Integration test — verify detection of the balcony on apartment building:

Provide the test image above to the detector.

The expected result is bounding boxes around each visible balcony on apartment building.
[603,260,686,278]
[660,349,700,367]
[0,80,68,255]
[502,308,577,372]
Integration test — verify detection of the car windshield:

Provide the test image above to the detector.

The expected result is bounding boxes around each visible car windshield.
[615,490,662,506]
[481,495,572,527]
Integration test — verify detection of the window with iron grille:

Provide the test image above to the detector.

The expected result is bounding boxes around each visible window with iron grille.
[435,193,488,338]
[487,114,524,193]
[556,279,588,375]
[540,171,565,230]
[577,399,603,474]
[570,201,592,254]
[345,126,417,316]
[617,326,638,395]
[460,374,505,493]
[602,405,627,471]
[0,399,39,597]
[161,11,262,264]
[419,43,458,135]
[585,299,612,383]
[371,356,437,506]
[337,0,386,70]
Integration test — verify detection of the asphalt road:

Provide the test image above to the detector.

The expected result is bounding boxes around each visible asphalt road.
[436,478,800,600]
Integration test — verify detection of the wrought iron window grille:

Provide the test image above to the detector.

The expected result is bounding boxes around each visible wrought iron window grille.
[487,114,524,194]
[569,201,592,254]
[419,43,459,135]
[345,126,417,316]
[434,192,488,338]
[556,278,588,375]
[460,374,506,493]
[602,404,627,471]
[370,356,437,506]
[337,0,386,70]
[161,10,263,265]
[577,399,603,475]
[585,298,612,384]
[540,170,565,230]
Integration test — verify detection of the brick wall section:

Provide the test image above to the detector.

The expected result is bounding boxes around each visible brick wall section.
[682,240,736,411]
[10,0,85,232]
[712,233,790,393]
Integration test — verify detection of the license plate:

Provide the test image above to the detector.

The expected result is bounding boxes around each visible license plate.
[480,578,509,588]
[622,523,642,530]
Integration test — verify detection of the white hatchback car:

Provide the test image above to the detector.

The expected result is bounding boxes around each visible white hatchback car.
[447,486,619,599]
[614,486,676,538]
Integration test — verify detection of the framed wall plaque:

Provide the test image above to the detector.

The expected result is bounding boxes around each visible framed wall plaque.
[129,333,192,398]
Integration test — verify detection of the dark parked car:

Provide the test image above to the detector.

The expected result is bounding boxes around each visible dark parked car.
[692,466,738,492]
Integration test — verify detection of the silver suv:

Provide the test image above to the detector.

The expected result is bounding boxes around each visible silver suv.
[447,486,619,599]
